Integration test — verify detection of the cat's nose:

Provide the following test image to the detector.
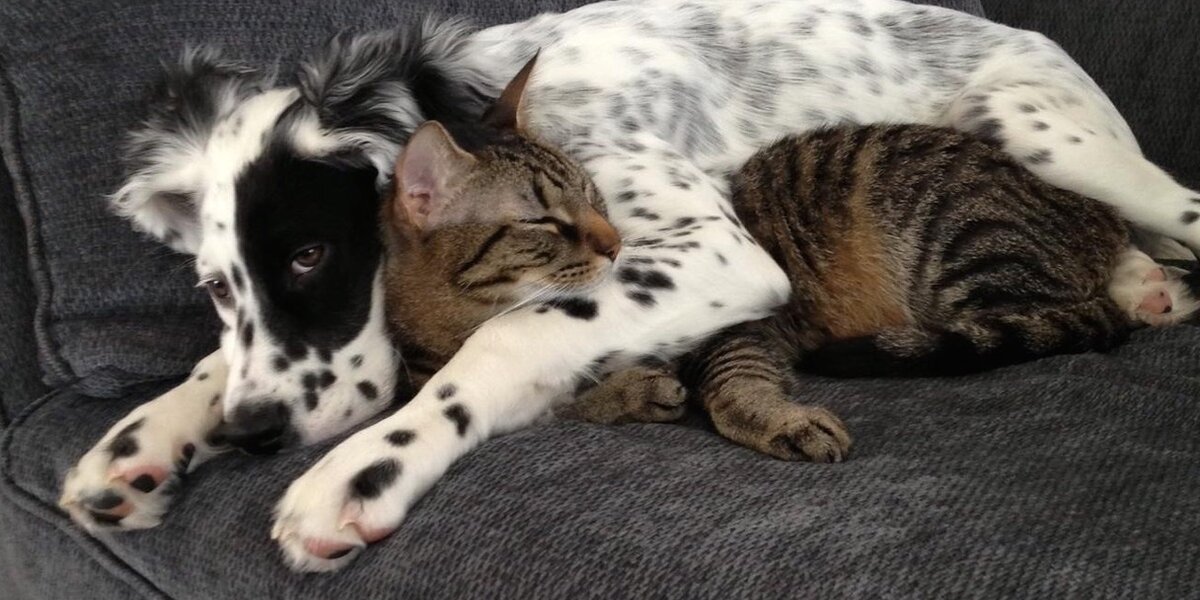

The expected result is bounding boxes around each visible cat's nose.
[583,210,622,261]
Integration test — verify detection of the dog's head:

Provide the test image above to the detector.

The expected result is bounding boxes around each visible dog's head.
[111,22,492,451]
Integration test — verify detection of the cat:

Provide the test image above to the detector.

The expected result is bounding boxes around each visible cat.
[671,124,1198,461]
[381,57,688,425]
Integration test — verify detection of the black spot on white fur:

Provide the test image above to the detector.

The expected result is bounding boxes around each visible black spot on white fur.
[618,268,675,290]
[437,384,457,400]
[1025,149,1053,165]
[443,404,471,436]
[318,370,337,389]
[86,491,125,511]
[107,418,145,459]
[349,459,400,500]
[357,381,379,401]
[628,290,656,307]
[386,430,415,446]
[541,297,599,320]
[1183,211,1200,225]
[129,474,156,493]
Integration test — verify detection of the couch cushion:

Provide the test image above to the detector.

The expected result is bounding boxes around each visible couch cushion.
[0,156,49,424]
[0,0,983,396]
[3,323,1196,598]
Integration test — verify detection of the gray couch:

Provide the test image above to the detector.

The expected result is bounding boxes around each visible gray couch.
[2,1,1198,598]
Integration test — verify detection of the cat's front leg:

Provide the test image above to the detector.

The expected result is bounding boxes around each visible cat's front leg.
[558,364,688,425]
[687,319,852,462]
[60,351,228,531]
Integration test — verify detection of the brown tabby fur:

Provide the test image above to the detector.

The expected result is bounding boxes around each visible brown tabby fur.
[735,124,1132,375]
[380,56,679,424]
[680,124,1134,462]
[381,125,621,392]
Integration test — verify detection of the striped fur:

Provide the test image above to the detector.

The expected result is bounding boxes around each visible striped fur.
[382,124,619,392]
[731,124,1134,378]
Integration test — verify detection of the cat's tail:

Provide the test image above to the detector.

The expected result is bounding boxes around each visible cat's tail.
[801,297,1133,378]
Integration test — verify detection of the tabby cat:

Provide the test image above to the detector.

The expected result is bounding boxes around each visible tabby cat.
[381,57,687,424]
[677,124,1196,461]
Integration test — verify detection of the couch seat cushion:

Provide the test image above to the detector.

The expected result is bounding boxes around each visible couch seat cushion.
[4,324,1197,598]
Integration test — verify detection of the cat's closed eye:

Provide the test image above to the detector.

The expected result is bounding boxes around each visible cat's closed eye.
[518,216,578,239]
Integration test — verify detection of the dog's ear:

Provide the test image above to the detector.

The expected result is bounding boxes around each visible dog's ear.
[111,46,267,254]
[481,51,539,132]
[391,121,476,233]
[295,20,488,179]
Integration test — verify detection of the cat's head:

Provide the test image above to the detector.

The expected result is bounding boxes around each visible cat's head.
[384,55,621,302]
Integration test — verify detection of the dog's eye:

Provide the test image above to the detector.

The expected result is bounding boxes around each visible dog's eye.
[203,277,232,306]
[291,244,326,276]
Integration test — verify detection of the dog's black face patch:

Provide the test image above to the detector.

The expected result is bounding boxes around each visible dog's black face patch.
[235,143,382,356]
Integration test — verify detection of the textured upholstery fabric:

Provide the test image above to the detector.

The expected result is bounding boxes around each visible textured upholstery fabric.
[0,156,49,424]
[0,0,983,397]
[984,0,1200,187]
[4,325,1198,598]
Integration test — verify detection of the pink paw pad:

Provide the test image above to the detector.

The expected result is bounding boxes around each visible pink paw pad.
[303,538,363,560]
[111,465,170,494]
[1139,289,1173,316]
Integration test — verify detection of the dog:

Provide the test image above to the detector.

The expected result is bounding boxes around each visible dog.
[61,0,1200,572]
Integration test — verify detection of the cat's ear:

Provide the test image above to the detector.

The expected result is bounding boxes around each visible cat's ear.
[481,51,539,132]
[392,121,476,232]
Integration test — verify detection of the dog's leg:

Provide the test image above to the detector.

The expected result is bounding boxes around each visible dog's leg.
[269,133,793,572]
[60,351,227,531]
[948,73,1200,257]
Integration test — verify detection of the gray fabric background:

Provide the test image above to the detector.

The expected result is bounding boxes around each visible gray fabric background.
[0,0,980,397]
[4,325,1197,598]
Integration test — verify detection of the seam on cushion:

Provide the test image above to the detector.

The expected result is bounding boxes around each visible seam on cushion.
[0,52,75,388]
[0,386,169,600]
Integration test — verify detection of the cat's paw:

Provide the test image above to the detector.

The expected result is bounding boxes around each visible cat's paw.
[762,404,852,463]
[562,366,688,425]
[714,399,851,463]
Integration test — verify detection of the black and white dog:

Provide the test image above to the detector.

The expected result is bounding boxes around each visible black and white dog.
[61,0,1200,571]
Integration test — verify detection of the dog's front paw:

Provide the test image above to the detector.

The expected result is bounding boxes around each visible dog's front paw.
[60,362,227,532]
[272,426,432,572]
[60,413,219,531]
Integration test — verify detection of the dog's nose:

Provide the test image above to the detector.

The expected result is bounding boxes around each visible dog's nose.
[211,401,291,455]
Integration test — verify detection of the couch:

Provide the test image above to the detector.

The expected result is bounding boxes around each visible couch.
[2,0,1198,597]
